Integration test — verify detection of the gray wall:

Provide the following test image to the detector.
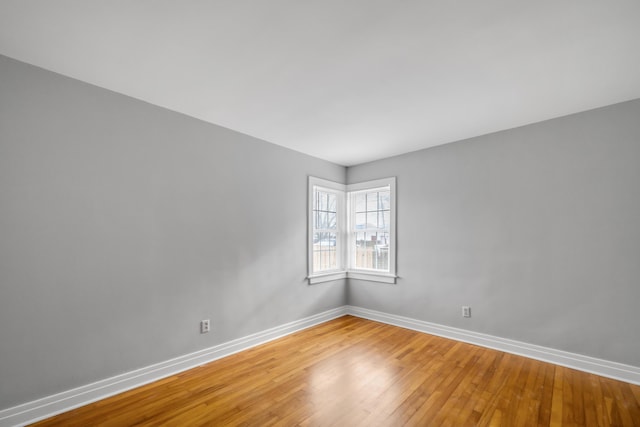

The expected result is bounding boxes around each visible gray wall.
[0,55,346,410]
[2,51,639,412]
[347,99,640,367]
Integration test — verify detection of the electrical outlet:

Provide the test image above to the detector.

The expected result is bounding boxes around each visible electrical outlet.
[462,306,471,318]
[200,319,210,333]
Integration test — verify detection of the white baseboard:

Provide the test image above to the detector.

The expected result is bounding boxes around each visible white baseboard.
[0,306,348,427]
[345,305,640,386]
[3,304,639,426]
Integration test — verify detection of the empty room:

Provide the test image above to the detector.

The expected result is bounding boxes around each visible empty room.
[1,1,639,426]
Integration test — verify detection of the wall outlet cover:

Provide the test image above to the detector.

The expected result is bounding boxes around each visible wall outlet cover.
[201,319,210,333]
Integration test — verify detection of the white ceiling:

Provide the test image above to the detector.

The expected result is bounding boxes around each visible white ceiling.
[1,1,639,166]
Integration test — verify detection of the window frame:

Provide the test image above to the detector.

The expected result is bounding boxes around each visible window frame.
[307,176,397,285]
[346,177,397,283]
[307,177,347,283]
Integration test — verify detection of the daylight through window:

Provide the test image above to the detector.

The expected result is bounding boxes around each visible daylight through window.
[312,189,338,272]
[352,188,391,271]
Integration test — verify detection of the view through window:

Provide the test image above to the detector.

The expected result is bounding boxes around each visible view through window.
[312,189,338,272]
[352,189,390,271]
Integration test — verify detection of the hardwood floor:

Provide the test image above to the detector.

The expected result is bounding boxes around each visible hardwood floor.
[32,316,640,426]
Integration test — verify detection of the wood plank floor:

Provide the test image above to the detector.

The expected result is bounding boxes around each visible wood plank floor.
[32,316,640,426]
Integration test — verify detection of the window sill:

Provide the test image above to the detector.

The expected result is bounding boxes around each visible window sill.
[308,271,397,284]
[347,271,397,284]
[307,271,347,284]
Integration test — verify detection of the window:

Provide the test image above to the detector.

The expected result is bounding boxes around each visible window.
[308,178,346,282]
[310,184,342,273]
[308,176,396,284]
[350,185,392,272]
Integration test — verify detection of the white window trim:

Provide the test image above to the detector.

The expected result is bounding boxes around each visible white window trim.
[308,271,347,284]
[308,176,397,285]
